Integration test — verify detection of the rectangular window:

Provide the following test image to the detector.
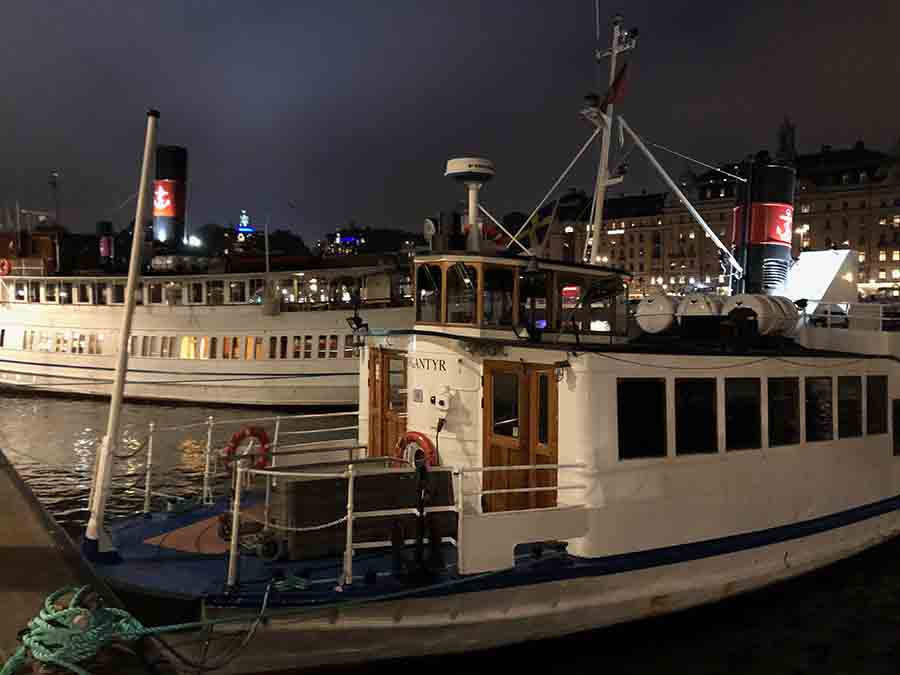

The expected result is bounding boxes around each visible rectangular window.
[148,336,158,356]
[769,378,800,446]
[200,336,210,359]
[269,336,278,359]
[328,335,338,358]
[112,284,125,303]
[416,264,443,322]
[675,378,717,454]
[164,282,182,305]
[244,336,255,360]
[838,376,862,438]
[726,378,761,450]
[95,283,108,305]
[304,336,312,358]
[87,334,98,355]
[492,372,520,438]
[249,278,265,301]
[14,282,25,301]
[60,282,72,304]
[28,282,40,303]
[180,336,198,359]
[221,336,231,359]
[292,336,302,359]
[538,373,549,445]
[867,375,888,435]
[446,263,477,324]
[519,270,550,332]
[209,337,218,359]
[0,329,4,348]
[805,377,834,442]
[160,336,171,358]
[483,266,515,327]
[44,283,57,303]
[140,336,149,357]
[344,335,354,358]
[77,283,90,304]
[148,283,163,304]
[207,281,224,306]
[618,378,667,459]
[75,333,86,354]
[229,281,246,303]
[318,335,327,358]
[190,282,204,304]
[134,284,143,305]
[280,336,288,359]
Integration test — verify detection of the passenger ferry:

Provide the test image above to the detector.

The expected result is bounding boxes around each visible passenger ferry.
[71,16,900,673]
[0,262,414,406]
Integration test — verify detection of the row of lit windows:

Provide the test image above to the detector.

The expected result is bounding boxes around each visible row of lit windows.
[127,334,355,360]
[22,330,104,355]
[799,198,900,213]
[617,375,889,460]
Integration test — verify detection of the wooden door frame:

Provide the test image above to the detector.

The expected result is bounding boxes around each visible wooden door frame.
[368,347,408,458]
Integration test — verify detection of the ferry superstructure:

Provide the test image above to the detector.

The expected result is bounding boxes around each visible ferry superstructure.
[0,264,414,406]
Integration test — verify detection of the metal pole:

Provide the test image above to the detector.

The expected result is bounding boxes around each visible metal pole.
[263,473,272,528]
[226,466,244,589]
[85,109,159,554]
[455,468,465,574]
[143,422,155,514]
[588,20,620,263]
[739,160,754,294]
[271,417,280,488]
[619,117,744,276]
[203,415,214,504]
[342,464,355,586]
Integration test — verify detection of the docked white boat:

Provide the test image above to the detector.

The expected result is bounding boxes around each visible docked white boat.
[0,263,414,406]
[67,15,900,674]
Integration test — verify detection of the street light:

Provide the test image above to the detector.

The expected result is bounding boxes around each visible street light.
[795,224,810,251]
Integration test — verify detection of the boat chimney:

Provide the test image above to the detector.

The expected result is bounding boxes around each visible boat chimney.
[445,157,495,252]
[732,157,796,295]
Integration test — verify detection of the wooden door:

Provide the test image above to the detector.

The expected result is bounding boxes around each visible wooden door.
[368,348,407,458]
[483,361,558,512]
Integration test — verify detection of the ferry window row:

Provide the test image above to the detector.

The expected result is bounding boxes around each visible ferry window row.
[415,260,628,335]
[5,274,412,310]
[126,334,355,360]
[22,330,104,355]
[617,375,889,460]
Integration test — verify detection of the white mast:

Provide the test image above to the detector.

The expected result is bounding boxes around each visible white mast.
[587,13,636,263]
[84,109,159,560]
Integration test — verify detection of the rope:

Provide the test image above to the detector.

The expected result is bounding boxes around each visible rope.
[242,512,349,533]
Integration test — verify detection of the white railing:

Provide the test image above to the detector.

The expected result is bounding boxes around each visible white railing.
[137,410,360,514]
[224,461,587,588]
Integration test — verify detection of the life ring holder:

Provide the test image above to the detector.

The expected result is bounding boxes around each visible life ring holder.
[0,259,11,277]
[223,426,271,471]
[394,431,438,468]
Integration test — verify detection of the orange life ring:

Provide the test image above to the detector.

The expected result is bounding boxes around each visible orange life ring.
[223,426,271,470]
[0,259,11,277]
[394,431,438,467]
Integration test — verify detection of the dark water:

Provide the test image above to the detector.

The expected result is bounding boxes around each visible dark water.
[5,392,900,675]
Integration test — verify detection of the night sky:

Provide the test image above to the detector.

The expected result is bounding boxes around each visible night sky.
[1,1,898,241]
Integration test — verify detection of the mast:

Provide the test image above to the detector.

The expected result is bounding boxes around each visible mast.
[587,13,636,263]
[83,109,159,561]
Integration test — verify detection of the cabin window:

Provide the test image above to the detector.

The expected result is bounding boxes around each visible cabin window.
[317,335,327,358]
[838,376,863,438]
[77,283,90,303]
[54,333,64,352]
[207,281,224,306]
[558,279,585,333]
[726,378,761,450]
[87,334,99,355]
[200,336,210,359]
[229,281,246,303]
[249,279,265,302]
[328,335,338,358]
[292,336,302,359]
[304,336,313,358]
[160,336,172,358]
[14,282,25,301]
[28,282,40,303]
[280,336,288,359]
[416,264,443,322]
[269,337,278,359]
[60,283,72,304]
[618,378,667,459]
[190,282,204,304]
[148,283,163,304]
[245,336,263,360]
[492,372,520,438]
[112,285,125,303]
[165,282,182,305]
[482,266,515,327]
[446,263,477,324]
[134,284,143,305]
[769,378,800,446]
[0,329,4,347]
[180,336,198,359]
[45,283,57,303]
[344,335,354,358]
[537,372,550,445]
[140,336,149,357]
[94,283,108,305]
[805,377,834,442]
[675,378,717,454]
[519,270,550,332]
[867,375,888,435]
[75,333,86,354]
[209,337,217,359]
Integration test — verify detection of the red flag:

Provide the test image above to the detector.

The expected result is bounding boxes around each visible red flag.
[600,62,629,111]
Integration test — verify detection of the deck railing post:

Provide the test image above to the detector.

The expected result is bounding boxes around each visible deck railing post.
[263,473,272,527]
[226,466,244,589]
[455,467,465,574]
[203,415,214,505]
[342,464,355,586]
[271,417,281,488]
[143,422,155,514]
